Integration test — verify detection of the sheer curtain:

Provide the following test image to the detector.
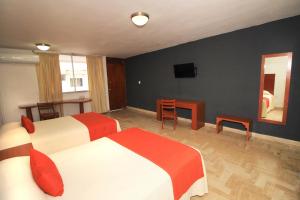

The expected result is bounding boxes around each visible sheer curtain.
[86,56,109,113]
[35,53,63,115]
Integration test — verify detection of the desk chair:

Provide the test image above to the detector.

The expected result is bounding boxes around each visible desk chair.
[37,102,59,121]
[161,99,177,130]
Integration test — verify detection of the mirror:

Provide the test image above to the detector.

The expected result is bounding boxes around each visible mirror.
[258,52,292,125]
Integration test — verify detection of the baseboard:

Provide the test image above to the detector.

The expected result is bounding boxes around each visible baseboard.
[126,106,192,123]
[110,108,124,112]
[126,106,300,147]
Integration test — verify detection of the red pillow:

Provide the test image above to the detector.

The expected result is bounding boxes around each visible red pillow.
[21,115,35,133]
[30,149,64,196]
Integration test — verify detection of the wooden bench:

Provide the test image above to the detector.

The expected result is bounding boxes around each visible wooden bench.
[216,115,252,141]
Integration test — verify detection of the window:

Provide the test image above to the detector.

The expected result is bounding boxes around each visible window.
[70,78,83,87]
[59,55,89,93]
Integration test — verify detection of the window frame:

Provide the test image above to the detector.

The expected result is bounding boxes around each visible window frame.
[59,54,89,93]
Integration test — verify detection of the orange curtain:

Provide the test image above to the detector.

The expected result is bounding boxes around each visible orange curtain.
[86,56,109,113]
[36,53,63,115]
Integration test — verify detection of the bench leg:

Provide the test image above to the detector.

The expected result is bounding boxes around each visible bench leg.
[246,131,251,141]
[243,123,251,141]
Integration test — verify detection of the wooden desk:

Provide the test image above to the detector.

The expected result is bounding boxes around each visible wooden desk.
[156,99,205,130]
[19,98,92,121]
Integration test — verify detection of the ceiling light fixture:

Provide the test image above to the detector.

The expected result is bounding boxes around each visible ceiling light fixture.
[131,12,149,27]
[35,43,50,51]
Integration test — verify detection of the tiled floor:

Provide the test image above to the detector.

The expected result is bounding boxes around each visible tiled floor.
[106,108,300,200]
[264,108,283,122]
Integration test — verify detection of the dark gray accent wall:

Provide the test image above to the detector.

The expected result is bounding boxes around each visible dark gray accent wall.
[125,16,300,141]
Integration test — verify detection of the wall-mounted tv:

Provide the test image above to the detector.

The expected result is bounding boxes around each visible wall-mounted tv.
[174,63,197,78]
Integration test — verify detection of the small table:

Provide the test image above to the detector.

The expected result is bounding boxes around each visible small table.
[19,98,92,121]
[216,115,252,141]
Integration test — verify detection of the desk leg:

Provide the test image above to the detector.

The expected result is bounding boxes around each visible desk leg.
[216,118,223,133]
[79,102,84,113]
[191,104,205,130]
[156,100,162,121]
[26,108,33,121]
[191,105,198,130]
[192,106,198,130]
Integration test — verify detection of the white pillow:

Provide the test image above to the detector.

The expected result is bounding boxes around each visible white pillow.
[0,122,21,134]
[263,90,271,96]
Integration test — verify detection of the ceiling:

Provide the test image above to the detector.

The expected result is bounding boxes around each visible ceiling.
[0,0,300,58]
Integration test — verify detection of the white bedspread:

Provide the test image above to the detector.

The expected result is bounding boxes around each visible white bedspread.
[0,126,31,151]
[0,116,121,155]
[0,137,208,200]
[31,116,90,154]
[0,157,48,200]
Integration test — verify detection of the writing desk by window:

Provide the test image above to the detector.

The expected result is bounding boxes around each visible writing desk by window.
[19,98,91,121]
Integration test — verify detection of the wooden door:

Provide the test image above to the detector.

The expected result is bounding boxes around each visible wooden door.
[264,74,275,94]
[106,57,127,110]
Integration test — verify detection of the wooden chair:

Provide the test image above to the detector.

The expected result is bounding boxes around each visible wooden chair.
[161,99,177,130]
[37,102,59,121]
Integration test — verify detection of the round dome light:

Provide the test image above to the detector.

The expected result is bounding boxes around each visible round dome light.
[35,43,50,51]
[131,12,149,27]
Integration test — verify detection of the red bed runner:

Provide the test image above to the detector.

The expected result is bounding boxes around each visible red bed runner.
[72,112,117,141]
[263,97,270,108]
[107,128,204,200]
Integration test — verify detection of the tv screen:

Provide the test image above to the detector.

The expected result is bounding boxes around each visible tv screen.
[174,63,196,78]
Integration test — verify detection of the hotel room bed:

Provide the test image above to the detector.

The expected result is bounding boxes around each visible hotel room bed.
[0,112,121,156]
[261,90,275,118]
[0,128,208,200]
[31,112,121,154]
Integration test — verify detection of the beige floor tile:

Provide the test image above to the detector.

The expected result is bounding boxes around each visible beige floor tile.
[105,108,300,200]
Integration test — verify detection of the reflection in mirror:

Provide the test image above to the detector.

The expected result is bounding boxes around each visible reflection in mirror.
[258,52,292,125]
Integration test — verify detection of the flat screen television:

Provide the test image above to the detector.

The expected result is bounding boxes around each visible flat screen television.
[174,63,196,78]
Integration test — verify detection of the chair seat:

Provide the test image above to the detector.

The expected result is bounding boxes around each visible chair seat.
[162,110,177,119]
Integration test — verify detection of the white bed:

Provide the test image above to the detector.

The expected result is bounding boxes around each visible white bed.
[31,116,121,154]
[0,122,31,151]
[0,115,121,154]
[261,90,275,118]
[0,136,207,200]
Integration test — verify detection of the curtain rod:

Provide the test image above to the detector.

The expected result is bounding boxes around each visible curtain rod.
[32,50,103,57]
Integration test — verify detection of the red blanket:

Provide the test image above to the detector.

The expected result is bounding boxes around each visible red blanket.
[108,128,204,200]
[73,112,117,141]
[263,97,270,108]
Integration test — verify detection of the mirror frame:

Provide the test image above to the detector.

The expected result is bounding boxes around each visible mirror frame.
[258,52,292,125]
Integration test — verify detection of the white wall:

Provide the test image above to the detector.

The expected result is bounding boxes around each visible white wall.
[63,92,91,116]
[0,63,92,123]
[0,63,39,123]
[264,56,288,108]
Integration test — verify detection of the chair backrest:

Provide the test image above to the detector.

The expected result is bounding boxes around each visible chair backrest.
[37,102,55,115]
[161,99,176,111]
